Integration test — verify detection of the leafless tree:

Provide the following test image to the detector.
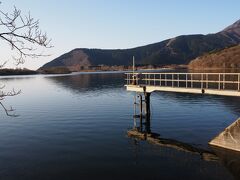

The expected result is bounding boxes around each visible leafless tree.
[0,2,52,116]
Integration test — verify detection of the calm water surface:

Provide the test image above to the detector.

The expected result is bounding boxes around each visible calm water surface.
[1,72,240,180]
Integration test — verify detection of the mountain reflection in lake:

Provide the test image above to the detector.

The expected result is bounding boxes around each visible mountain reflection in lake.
[0,72,239,179]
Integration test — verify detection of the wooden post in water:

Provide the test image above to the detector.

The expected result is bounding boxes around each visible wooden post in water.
[144,92,151,117]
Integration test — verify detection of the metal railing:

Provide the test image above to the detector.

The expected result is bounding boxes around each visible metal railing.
[126,72,240,91]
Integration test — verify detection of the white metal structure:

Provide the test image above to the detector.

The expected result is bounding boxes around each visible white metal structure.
[125,72,240,96]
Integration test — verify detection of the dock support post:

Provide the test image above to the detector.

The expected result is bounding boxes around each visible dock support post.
[144,92,151,117]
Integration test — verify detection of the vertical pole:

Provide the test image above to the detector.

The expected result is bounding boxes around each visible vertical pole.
[186,74,188,88]
[137,73,139,85]
[218,74,220,90]
[178,74,179,87]
[160,74,161,86]
[149,74,150,85]
[172,74,174,87]
[201,73,203,89]
[133,116,137,129]
[144,92,151,117]
[154,74,156,86]
[223,74,225,90]
[129,74,130,85]
[145,74,147,85]
[134,93,137,117]
[191,74,193,88]
[206,74,208,89]
[165,74,167,86]
[145,112,151,133]
[139,94,143,117]
[238,74,240,91]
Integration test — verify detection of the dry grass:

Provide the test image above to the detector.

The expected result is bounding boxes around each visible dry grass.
[189,45,240,69]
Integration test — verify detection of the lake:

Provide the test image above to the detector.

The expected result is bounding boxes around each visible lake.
[0,72,240,180]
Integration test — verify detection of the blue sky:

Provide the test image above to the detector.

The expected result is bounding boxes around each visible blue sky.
[0,0,240,69]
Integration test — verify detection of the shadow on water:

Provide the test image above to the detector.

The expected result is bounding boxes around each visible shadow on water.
[153,91,240,116]
[127,114,219,162]
[127,107,240,179]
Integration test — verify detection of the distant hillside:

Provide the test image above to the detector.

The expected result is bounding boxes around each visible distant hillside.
[40,19,240,71]
[0,68,38,76]
[188,45,240,69]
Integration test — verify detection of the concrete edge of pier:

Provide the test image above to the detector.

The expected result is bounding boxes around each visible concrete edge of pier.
[125,85,240,96]
[209,118,240,152]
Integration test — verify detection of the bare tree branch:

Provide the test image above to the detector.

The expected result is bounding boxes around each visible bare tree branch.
[0,2,52,117]
[0,88,21,117]
[0,102,18,117]
[0,5,52,65]
[0,61,7,68]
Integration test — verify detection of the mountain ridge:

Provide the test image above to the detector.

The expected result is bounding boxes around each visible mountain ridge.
[40,19,240,71]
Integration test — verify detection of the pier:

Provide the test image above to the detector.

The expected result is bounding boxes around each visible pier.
[126,72,240,96]
[125,72,240,152]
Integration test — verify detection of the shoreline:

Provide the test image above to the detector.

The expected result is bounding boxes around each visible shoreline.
[3,67,240,77]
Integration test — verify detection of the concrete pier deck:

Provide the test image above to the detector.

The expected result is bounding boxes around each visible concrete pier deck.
[209,118,240,152]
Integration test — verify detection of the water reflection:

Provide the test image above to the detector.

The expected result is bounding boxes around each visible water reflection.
[211,146,240,179]
[154,91,240,116]
[44,72,240,116]
[128,114,219,162]
[0,72,237,179]
[45,72,124,93]
[128,102,240,178]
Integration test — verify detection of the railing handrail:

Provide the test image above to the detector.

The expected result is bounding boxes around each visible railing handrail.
[125,72,240,75]
[125,72,240,91]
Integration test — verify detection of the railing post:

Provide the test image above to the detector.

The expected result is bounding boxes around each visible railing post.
[218,74,220,90]
[154,74,156,86]
[223,74,225,90]
[129,74,131,85]
[126,72,240,93]
[137,73,139,85]
[206,74,208,89]
[186,74,188,88]
[132,73,134,85]
[160,74,161,86]
[144,74,147,85]
[191,74,193,88]
[178,74,179,87]
[165,74,167,86]
[148,74,150,85]
[238,74,240,91]
[147,74,148,85]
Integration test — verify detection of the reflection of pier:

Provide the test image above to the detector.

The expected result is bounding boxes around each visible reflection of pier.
[128,113,240,178]
[128,112,218,162]
[211,146,240,179]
